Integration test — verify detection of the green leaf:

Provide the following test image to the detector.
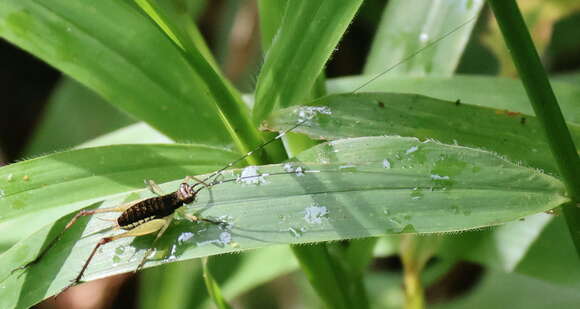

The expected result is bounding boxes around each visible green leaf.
[24,78,134,156]
[264,92,580,175]
[78,123,172,148]
[292,245,352,309]
[253,0,363,122]
[488,0,580,259]
[364,0,483,76]
[202,258,233,309]
[439,213,554,272]
[0,144,239,225]
[212,246,298,302]
[328,75,580,124]
[0,136,567,308]
[257,0,287,50]
[264,91,580,286]
[515,215,580,287]
[139,260,201,309]
[131,0,276,162]
[0,0,242,147]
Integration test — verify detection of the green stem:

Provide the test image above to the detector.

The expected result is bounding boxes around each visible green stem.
[403,268,424,309]
[400,235,442,309]
[487,0,580,256]
[291,245,352,309]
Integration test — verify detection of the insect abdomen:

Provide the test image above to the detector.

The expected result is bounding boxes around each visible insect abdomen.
[118,193,182,230]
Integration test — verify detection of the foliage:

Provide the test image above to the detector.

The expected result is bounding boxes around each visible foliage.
[0,0,579,308]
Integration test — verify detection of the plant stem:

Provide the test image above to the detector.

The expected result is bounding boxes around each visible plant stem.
[403,267,424,309]
[400,235,441,309]
[487,0,580,256]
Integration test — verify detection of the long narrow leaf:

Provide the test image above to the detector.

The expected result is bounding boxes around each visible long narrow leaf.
[264,92,580,175]
[327,75,580,124]
[0,0,233,146]
[253,0,363,122]
[364,0,483,76]
[0,136,567,308]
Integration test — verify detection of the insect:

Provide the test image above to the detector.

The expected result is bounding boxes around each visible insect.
[11,16,477,290]
[10,120,306,288]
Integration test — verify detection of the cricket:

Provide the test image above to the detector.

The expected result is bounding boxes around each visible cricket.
[10,16,477,292]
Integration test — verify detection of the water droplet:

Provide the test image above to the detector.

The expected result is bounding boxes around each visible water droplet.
[410,187,423,200]
[294,166,305,176]
[419,32,429,43]
[296,106,332,123]
[237,166,268,185]
[115,246,125,255]
[382,159,391,169]
[430,174,449,180]
[405,146,419,155]
[304,205,329,224]
[283,163,294,173]
[383,209,390,215]
[196,239,222,247]
[288,227,302,238]
[112,255,121,265]
[178,232,194,244]
[219,232,232,245]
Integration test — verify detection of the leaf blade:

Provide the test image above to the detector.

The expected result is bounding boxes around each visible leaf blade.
[0,136,567,308]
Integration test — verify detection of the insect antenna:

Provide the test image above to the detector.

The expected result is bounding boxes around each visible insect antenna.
[195,120,309,188]
[350,16,477,93]
[192,16,478,192]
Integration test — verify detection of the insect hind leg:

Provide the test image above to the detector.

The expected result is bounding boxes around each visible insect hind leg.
[68,218,170,289]
[11,205,126,275]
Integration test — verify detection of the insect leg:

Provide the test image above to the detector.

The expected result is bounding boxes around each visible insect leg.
[176,208,222,225]
[145,179,164,196]
[71,218,170,286]
[185,175,210,190]
[135,216,174,273]
[12,204,128,274]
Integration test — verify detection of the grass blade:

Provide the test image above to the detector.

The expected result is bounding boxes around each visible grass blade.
[364,0,483,76]
[488,0,580,256]
[202,258,233,309]
[253,0,363,122]
[0,136,568,308]
[264,92,580,175]
[0,0,236,146]
[327,75,580,124]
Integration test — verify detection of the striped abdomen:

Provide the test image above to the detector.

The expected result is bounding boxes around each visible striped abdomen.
[117,193,183,230]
